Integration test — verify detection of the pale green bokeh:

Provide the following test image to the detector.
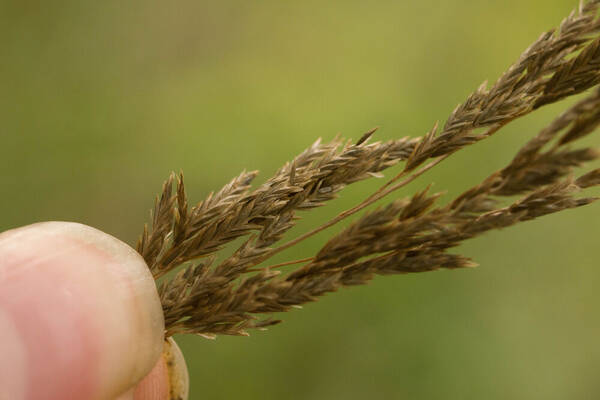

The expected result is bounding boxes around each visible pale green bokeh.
[2,1,600,398]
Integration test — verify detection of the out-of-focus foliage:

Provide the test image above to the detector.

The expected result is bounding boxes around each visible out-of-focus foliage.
[1,1,599,398]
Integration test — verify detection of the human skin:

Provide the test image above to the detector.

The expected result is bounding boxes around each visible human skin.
[0,222,188,400]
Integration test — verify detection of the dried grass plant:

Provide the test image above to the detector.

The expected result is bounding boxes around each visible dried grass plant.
[137,0,600,338]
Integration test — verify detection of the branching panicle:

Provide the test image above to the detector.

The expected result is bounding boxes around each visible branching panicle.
[140,1,600,337]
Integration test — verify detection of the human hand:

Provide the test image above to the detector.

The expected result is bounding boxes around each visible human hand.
[0,222,188,400]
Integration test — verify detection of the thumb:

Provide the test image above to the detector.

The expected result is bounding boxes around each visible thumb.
[0,222,165,400]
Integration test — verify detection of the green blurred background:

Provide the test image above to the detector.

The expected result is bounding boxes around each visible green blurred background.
[2,0,600,398]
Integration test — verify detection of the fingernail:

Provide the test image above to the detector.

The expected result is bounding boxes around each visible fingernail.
[163,338,189,400]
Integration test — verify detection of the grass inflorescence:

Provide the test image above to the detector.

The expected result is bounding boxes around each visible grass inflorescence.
[137,0,600,338]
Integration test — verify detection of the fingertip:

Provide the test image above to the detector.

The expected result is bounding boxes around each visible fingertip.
[133,352,169,400]
[0,222,165,400]
[134,338,189,400]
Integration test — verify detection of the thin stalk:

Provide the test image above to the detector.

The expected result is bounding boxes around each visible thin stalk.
[265,154,449,259]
